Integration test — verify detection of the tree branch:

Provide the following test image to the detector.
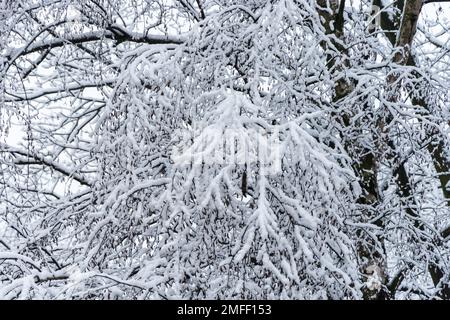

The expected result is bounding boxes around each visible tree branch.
[5,79,115,102]
[1,143,92,187]
[4,29,184,65]
[441,225,450,240]
[423,0,450,4]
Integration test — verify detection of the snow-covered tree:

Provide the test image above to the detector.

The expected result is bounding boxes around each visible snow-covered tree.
[0,0,449,299]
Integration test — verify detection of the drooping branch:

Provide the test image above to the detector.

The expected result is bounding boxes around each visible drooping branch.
[3,28,184,68]
[442,225,450,240]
